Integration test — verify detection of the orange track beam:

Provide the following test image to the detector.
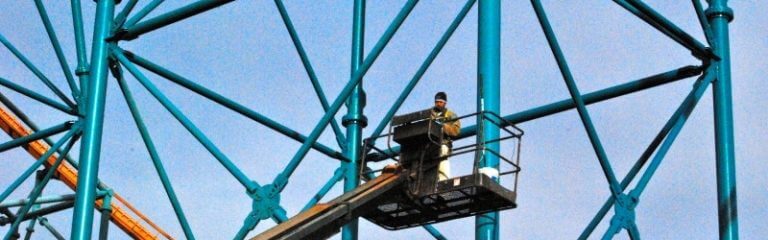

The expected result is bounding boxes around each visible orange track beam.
[0,106,172,239]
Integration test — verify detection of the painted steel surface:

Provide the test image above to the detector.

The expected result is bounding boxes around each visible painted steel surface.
[0,107,168,239]
[0,1,739,239]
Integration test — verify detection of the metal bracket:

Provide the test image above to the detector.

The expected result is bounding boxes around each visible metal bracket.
[705,4,734,22]
[248,184,282,221]
[607,193,639,236]
[342,114,368,128]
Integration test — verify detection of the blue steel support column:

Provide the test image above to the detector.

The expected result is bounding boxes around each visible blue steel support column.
[342,1,366,239]
[70,1,115,239]
[71,0,90,115]
[706,1,738,239]
[476,1,501,239]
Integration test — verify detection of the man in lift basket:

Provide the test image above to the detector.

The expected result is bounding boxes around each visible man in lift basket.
[431,91,461,181]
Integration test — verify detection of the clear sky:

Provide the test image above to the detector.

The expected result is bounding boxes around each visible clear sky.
[1,1,766,239]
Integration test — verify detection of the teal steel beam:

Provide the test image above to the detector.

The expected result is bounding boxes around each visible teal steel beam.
[0,92,90,194]
[343,0,366,238]
[71,0,88,71]
[38,218,66,240]
[234,208,288,239]
[6,132,80,240]
[365,0,476,148]
[0,201,75,226]
[33,0,80,99]
[622,0,716,60]
[423,225,447,240]
[301,167,345,212]
[531,0,623,197]
[97,192,112,240]
[0,34,76,109]
[0,77,76,114]
[0,91,136,206]
[608,73,714,239]
[117,0,234,40]
[113,0,140,29]
[71,0,90,115]
[0,192,106,208]
[235,218,261,240]
[70,0,115,238]
[366,65,701,162]
[114,50,260,192]
[22,176,43,240]
[123,0,164,29]
[97,210,110,240]
[121,50,347,161]
[692,0,714,45]
[0,92,112,194]
[23,214,38,240]
[0,128,77,204]
[582,70,715,239]
[630,74,715,197]
[273,0,348,149]
[476,1,501,239]
[272,207,288,223]
[579,71,713,239]
[274,0,418,192]
[115,65,196,239]
[0,121,73,153]
[706,1,738,239]
[615,0,696,59]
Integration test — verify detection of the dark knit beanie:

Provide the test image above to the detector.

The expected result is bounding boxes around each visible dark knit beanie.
[435,92,447,102]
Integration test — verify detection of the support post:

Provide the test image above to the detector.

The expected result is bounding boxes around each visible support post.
[71,0,90,115]
[98,191,113,240]
[70,1,115,239]
[476,1,501,239]
[342,1,366,239]
[706,1,738,239]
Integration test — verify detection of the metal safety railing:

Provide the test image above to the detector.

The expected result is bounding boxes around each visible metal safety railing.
[361,110,524,192]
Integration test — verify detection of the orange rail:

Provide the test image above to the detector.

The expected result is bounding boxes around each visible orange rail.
[0,105,172,239]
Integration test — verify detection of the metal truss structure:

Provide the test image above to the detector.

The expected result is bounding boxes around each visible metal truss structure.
[0,0,737,239]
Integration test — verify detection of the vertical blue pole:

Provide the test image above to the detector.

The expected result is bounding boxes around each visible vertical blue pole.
[70,1,115,239]
[706,1,738,239]
[71,0,90,115]
[477,0,501,239]
[342,1,366,239]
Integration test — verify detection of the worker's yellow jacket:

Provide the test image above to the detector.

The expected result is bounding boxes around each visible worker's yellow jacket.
[431,108,461,143]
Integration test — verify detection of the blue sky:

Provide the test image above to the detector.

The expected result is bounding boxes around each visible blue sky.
[1,1,766,239]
